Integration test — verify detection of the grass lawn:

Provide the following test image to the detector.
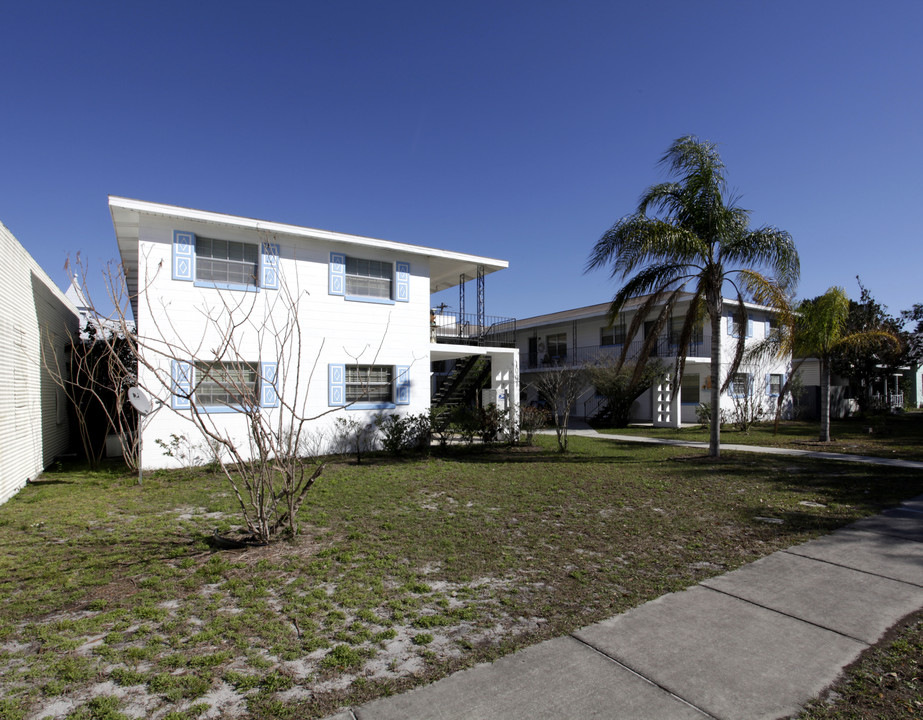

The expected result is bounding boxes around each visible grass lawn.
[795,609,923,719]
[594,411,923,461]
[1,435,922,719]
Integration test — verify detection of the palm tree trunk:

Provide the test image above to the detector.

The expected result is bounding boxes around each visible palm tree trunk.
[820,356,831,442]
[708,303,721,458]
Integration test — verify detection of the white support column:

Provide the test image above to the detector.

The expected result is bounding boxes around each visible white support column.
[489,350,520,439]
[653,374,681,428]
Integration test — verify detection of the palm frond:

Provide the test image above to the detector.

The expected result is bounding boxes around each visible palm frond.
[586,216,705,278]
[720,284,749,393]
[613,289,670,368]
[671,287,705,385]
[723,227,800,291]
[604,263,694,325]
[834,329,901,354]
[794,287,850,357]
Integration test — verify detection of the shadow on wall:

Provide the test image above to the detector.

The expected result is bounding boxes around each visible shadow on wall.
[793,386,856,421]
[31,271,79,466]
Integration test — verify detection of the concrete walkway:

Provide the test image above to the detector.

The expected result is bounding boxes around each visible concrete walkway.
[559,425,923,470]
[322,436,923,720]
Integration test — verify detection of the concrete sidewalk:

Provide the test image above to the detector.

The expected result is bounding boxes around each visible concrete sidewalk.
[553,424,923,470]
[324,496,923,718]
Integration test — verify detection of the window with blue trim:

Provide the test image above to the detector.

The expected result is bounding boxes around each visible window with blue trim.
[346,365,393,403]
[328,363,410,407]
[329,253,409,303]
[730,372,750,397]
[172,230,279,290]
[727,312,752,339]
[346,257,392,299]
[196,238,259,287]
[195,361,260,408]
[169,360,278,411]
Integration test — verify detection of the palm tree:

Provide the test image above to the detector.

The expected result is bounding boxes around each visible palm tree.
[586,136,799,457]
[793,287,899,442]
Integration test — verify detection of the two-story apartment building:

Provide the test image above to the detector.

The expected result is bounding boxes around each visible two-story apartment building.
[516,295,791,426]
[110,197,518,469]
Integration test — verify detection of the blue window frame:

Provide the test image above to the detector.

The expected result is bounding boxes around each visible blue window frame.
[329,253,409,304]
[172,230,279,291]
[170,360,278,412]
[327,363,411,409]
[729,372,750,398]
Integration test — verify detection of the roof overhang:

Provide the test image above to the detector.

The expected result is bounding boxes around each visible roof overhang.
[515,294,777,331]
[109,197,508,317]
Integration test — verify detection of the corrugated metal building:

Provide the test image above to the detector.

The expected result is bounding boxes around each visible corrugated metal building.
[0,220,79,504]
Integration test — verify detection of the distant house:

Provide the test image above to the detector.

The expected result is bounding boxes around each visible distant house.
[789,359,855,419]
[515,295,791,426]
[0,220,79,504]
[109,197,519,469]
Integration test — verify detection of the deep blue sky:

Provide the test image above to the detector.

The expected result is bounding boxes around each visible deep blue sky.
[2,1,920,323]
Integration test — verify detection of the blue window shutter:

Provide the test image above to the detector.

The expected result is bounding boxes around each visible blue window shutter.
[172,360,192,409]
[727,314,733,336]
[173,231,195,281]
[260,362,279,408]
[766,319,771,337]
[747,319,753,338]
[395,365,410,405]
[395,262,410,302]
[329,364,345,406]
[765,374,772,396]
[329,253,346,296]
[261,243,280,290]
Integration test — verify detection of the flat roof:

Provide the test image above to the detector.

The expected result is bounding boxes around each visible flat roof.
[516,294,776,330]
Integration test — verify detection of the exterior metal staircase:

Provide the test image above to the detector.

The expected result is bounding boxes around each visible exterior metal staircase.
[431,356,492,429]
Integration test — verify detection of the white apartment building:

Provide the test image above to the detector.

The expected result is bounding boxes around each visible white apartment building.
[516,295,791,426]
[109,197,518,469]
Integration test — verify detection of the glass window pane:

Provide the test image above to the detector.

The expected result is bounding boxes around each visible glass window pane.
[194,237,258,287]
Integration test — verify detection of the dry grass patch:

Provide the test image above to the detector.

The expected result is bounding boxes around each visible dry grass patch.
[1,436,921,719]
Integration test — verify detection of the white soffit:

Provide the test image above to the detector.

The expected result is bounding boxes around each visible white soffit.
[108,197,508,293]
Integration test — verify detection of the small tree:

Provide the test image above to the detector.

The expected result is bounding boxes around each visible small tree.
[76,243,403,543]
[795,287,899,441]
[43,309,139,470]
[333,417,374,464]
[727,378,770,432]
[533,364,588,452]
[586,358,666,427]
[519,405,549,445]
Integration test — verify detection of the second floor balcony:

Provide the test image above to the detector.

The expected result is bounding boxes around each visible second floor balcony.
[521,336,709,370]
[433,312,517,348]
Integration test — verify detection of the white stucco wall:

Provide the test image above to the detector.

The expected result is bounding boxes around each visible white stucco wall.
[0,220,79,503]
[130,214,432,469]
[516,301,792,424]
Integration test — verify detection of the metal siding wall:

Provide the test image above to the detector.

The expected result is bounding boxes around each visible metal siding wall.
[0,221,79,505]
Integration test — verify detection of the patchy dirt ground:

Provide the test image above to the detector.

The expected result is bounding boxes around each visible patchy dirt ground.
[3,438,922,720]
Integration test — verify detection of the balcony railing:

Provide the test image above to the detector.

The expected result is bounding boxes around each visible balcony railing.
[433,313,517,348]
[522,336,707,370]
